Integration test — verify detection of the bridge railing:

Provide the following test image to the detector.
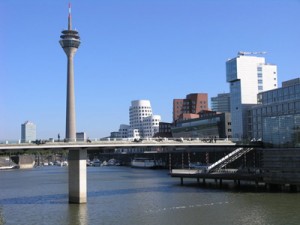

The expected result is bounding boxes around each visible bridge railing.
[0,137,236,146]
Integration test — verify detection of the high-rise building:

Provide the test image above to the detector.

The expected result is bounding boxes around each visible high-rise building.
[21,121,36,143]
[59,4,81,142]
[173,93,208,122]
[128,100,161,138]
[211,93,231,113]
[226,52,277,139]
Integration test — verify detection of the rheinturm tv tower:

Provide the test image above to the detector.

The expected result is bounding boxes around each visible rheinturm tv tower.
[59,4,80,142]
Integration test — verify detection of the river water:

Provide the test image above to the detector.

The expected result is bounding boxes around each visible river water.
[0,166,300,225]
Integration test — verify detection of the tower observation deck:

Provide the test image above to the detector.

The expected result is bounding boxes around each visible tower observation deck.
[59,4,81,142]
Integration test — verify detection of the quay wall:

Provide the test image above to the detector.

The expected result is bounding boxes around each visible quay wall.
[260,148,300,185]
[11,155,35,169]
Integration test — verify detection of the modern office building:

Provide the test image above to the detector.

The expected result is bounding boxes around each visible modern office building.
[226,52,277,140]
[211,93,231,113]
[76,132,86,142]
[21,121,36,143]
[250,78,300,147]
[173,93,208,123]
[153,122,173,138]
[110,124,130,139]
[59,4,81,142]
[171,111,231,139]
[118,124,130,138]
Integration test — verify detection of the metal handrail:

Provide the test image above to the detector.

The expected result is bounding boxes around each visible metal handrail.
[207,148,253,173]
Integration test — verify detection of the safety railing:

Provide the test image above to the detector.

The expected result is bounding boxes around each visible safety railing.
[206,147,253,173]
[0,137,236,146]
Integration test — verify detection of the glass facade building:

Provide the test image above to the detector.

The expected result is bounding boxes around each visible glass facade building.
[211,93,231,113]
[250,78,300,147]
[171,112,231,139]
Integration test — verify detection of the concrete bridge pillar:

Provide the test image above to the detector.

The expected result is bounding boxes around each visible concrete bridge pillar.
[68,149,87,203]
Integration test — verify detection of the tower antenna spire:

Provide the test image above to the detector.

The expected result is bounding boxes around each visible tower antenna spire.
[68,2,72,30]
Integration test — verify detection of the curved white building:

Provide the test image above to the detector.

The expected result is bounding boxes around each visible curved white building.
[143,115,161,137]
[129,100,161,138]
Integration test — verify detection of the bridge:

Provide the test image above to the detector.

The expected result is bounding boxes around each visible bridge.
[0,138,243,204]
[0,137,236,150]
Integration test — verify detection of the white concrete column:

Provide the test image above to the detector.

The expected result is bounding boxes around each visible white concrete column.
[68,149,87,203]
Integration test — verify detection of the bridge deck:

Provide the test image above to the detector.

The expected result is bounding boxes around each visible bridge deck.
[0,138,237,151]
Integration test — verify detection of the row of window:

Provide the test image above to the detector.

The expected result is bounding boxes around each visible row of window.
[176,105,207,108]
[130,113,151,117]
[130,110,152,113]
[261,84,300,104]
[253,101,300,116]
[130,106,151,109]
[130,121,160,125]
[143,119,160,122]
[145,128,159,131]
[176,101,207,104]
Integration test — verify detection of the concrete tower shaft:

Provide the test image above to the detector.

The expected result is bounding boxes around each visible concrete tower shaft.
[59,4,80,142]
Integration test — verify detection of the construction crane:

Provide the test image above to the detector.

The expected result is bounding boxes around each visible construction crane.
[238,51,267,56]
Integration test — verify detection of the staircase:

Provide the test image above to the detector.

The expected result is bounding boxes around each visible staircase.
[206,147,253,173]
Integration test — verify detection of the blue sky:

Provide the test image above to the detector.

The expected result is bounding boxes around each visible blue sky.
[1,0,300,140]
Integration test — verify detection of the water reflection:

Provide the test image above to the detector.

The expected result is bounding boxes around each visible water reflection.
[0,194,67,205]
[68,204,88,225]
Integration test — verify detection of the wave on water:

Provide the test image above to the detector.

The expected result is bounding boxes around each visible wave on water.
[145,201,230,214]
